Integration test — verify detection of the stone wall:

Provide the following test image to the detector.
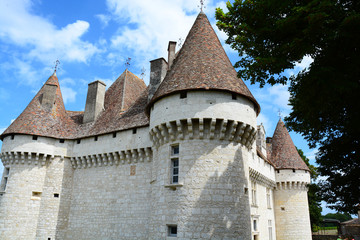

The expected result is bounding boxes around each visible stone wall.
[149,139,252,239]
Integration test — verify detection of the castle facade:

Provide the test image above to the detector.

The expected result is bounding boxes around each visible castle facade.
[0,12,312,240]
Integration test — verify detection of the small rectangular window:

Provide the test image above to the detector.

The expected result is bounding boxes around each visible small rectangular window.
[253,219,258,231]
[267,188,271,209]
[171,145,179,156]
[132,128,137,134]
[77,139,81,144]
[167,225,177,237]
[232,93,237,100]
[54,193,59,198]
[180,91,187,99]
[171,159,179,184]
[268,220,273,240]
[113,132,117,138]
[251,181,257,206]
[10,135,14,140]
[32,135,38,140]
[94,136,98,141]
[59,139,65,143]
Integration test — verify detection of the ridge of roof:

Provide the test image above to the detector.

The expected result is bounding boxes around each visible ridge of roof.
[270,118,309,171]
[0,74,79,139]
[149,12,260,115]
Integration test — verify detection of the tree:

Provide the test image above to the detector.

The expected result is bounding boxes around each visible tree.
[216,0,360,213]
[323,212,352,223]
[297,148,322,230]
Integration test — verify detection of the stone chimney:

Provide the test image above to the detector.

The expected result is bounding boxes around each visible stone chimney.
[83,80,106,123]
[167,41,176,70]
[41,84,58,110]
[148,58,168,101]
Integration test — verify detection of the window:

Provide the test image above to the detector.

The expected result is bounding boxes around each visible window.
[1,167,10,192]
[268,220,273,240]
[232,93,237,100]
[167,225,177,237]
[171,145,179,184]
[59,139,65,143]
[10,135,14,140]
[32,135,38,140]
[54,193,59,198]
[132,128,137,134]
[266,188,271,209]
[180,91,187,99]
[253,219,258,232]
[251,181,257,206]
[113,132,117,138]
[77,139,81,144]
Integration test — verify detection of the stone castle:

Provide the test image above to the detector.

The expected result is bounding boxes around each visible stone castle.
[0,12,312,240]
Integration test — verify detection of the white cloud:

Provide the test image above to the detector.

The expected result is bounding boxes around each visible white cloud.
[257,113,273,135]
[305,148,318,163]
[61,86,77,104]
[0,0,99,63]
[106,0,200,69]
[96,14,111,28]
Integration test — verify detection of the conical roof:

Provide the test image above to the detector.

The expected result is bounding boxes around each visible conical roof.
[150,12,260,114]
[270,118,309,171]
[1,72,79,139]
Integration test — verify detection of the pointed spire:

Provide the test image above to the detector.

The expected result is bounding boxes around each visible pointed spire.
[0,73,75,139]
[149,12,260,114]
[270,118,309,171]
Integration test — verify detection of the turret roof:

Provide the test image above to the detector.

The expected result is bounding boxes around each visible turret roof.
[0,72,79,139]
[269,118,309,171]
[150,12,260,115]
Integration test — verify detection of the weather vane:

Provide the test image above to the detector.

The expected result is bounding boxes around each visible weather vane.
[125,57,131,69]
[140,67,146,79]
[53,59,60,73]
[198,0,205,12]
[278,109,282,118]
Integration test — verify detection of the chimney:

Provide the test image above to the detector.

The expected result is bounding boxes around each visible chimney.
[83,80,106,123]
[41,84,58,110]
[148,58,168,101]
[167,41,177,70]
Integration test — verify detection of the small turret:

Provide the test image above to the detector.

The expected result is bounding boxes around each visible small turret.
[270,118,312,240]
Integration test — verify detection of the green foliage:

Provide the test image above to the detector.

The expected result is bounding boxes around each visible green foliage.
[216,0,360,213]
[297,147,322,230]
[323,212,352,223]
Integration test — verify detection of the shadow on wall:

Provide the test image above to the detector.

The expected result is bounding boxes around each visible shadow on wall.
[181,142,251,239]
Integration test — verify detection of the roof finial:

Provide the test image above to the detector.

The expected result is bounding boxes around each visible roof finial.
[198,0,205,12]
[52,59,60,76]
[278,109,282,119]
[140,67,146,79]
[125,57,131,69]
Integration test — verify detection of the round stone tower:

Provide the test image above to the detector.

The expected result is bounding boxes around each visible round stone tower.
[269,119,312,240]
[0,73,74,240]
[147,12,260,239]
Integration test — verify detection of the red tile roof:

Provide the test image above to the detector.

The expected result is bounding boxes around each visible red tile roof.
[149,12,260,115]
[0,72,80,139]
[269,118,309,171]
[0,70,149,140]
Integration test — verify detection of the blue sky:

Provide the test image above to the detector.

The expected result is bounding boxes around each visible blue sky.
[0,0,332,214]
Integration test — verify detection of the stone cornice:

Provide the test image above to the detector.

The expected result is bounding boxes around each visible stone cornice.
[249,167,276,188]
[70,147,152,169]
[150,118,256,148]
[0,151,63,166]
[275,181,308,191]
